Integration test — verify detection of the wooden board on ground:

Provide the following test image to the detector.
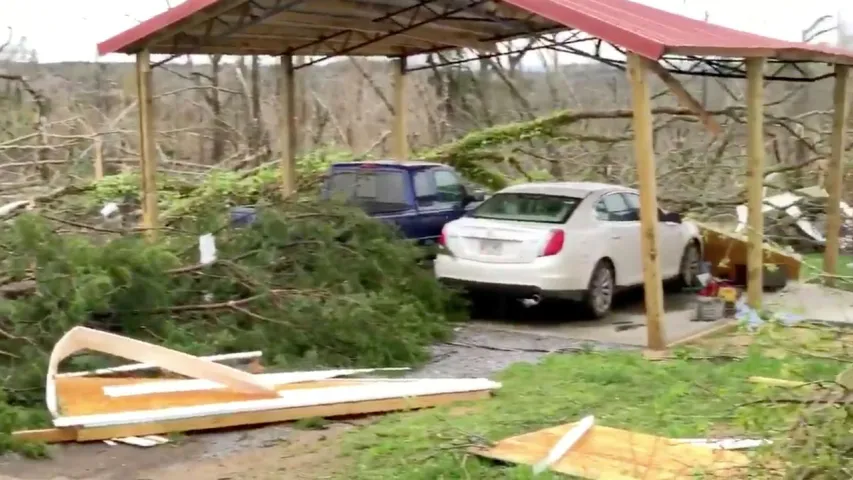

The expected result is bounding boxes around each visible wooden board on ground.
[472,423,749,479]
[17,387,492,443]
[697,222,801,280]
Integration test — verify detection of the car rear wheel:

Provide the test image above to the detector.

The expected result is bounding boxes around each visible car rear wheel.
[675,242,701,290]
[583,260,614,318]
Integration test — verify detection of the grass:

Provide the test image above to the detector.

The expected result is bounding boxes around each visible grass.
[802,252,853,287]
[339,325,852,479]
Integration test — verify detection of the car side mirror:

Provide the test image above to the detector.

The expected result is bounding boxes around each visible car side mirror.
[659,211,682,223]
[461,186,485,206]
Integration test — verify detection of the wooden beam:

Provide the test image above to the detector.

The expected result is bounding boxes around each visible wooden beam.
[644,60,722,135]
[745,57,767,308]
[823,64,850,286]
[135,49,159,239]
[279,54,297,196]
[626,53,666,351]
[219,12,497,50]
[392,57,408,160]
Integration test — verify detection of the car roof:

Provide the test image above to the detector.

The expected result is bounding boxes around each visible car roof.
[331,160,444,170]
[498,181,635,197]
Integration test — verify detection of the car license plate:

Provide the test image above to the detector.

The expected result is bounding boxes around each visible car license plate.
[480,239,502,255]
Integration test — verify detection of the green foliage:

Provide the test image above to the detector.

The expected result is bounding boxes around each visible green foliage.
[0,171,463,449]
[419,109,583,189]
[341,326,852,479]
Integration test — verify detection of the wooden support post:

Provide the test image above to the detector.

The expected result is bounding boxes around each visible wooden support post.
[135,49,158,239]
[745,57,767,308]
[823,64,850,286]
[279,54,297,196]
[626,54,666,350]
[391,56,408,160]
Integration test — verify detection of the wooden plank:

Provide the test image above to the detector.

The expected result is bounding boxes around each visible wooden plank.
[279,54,297,196]
[473,423,749,479]
[666,320,739,348]
[645,60,723,135]
[73,390,491,442]
[745,57,767,308]
[135,50,159,239]
[626,53,666,350]
[392,56,408,160]
[55,378,499,428]
[12,428,79,444]
[56,377,363,416]
[823,64,850,286]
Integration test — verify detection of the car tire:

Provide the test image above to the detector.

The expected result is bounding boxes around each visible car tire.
[582,260,615,319]
[672,242,701,291]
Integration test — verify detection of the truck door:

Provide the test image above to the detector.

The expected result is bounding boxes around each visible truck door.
[413,168,466,245]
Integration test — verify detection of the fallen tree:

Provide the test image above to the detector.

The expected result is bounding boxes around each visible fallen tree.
[0,180,463,452]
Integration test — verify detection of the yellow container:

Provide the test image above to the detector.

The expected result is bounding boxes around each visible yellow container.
[718,286,738,303]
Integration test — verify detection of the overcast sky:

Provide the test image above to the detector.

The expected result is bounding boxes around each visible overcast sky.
[2,0,852,63]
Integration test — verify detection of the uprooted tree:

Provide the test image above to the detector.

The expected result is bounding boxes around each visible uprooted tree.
[0,174,465,455]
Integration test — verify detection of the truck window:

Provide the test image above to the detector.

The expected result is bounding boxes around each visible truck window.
[326,170,409,214]
[413,170,437,207]
[434,169,463,203]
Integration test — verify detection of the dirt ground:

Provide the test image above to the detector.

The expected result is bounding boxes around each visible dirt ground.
[0,307,639,480]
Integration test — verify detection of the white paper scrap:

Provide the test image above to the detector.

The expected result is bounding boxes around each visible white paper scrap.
[199,233,217,265]
[100,202,119,218]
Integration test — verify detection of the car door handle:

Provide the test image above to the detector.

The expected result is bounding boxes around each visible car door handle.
[611,235,622,239]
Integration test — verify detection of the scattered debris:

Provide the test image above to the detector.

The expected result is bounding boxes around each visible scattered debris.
[697,222,802,281]
[100,202,119,219]
[472,421,749,479]
[748,376,809,388]
[107,435,171,448]
[56,351,263,378]
[198,233,216,265]
[532,415,594,474]
[14,327,500,445]
[672,438,772,450]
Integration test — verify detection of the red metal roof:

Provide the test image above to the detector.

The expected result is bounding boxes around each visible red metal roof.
[503,0,853,62]
[97,0,853,64]
[97,0,220,56]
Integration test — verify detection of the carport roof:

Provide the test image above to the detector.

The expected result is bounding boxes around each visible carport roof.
[97,0,853,65]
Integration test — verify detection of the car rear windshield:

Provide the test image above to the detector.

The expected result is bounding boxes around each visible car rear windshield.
[470,193,582,224]
[325,169,410,214]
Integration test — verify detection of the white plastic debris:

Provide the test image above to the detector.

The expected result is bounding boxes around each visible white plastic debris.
[673,438,772,450]
[100,202,119,218]
[199,233,216,265]
[533,415,594,474]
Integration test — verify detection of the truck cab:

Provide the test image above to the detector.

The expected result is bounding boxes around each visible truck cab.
[322,160,484,245]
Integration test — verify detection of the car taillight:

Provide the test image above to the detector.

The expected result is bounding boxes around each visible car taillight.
[438,226,447,247]
[541,229,565,257]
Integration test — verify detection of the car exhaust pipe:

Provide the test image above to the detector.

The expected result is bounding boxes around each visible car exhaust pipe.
[520,294,542,308]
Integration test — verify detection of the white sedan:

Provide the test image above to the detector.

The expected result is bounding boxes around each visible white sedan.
[434,182,703,318]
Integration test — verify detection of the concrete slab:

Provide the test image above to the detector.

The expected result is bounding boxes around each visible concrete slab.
[471,291,729,348]
[764,282,853,324]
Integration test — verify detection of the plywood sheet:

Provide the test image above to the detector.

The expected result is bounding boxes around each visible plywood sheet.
[697,223,802,280]
[55,376,365,416]
[473,423,750,479]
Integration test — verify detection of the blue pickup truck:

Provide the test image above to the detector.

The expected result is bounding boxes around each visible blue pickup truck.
[232,160,485,245]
